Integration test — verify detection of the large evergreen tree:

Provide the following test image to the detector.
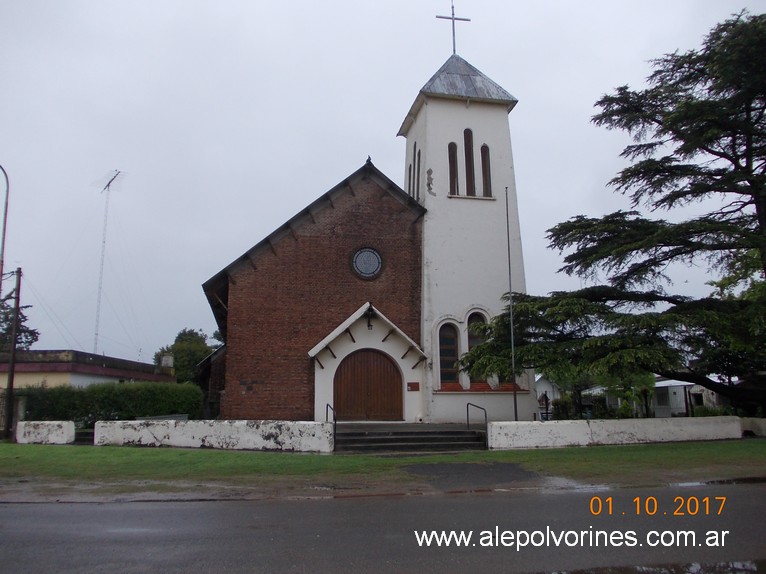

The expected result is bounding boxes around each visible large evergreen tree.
[461,12,766,411]
[0,298,39,352]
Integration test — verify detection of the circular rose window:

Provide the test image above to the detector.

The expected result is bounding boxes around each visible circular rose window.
[352,248,382,279]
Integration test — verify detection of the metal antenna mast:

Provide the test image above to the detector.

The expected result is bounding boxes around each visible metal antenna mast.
[93,170,120,354]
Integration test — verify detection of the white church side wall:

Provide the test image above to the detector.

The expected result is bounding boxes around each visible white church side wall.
[418,101,526,327]
[95,420,334,453]
[16,421,75,444]
[489,416,743,449]
[430,391,537,424]
[408,99,534,422]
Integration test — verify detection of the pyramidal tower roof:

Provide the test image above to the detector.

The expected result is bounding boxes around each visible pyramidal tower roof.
[398,54,518,136]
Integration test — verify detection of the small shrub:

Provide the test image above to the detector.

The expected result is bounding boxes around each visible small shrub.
[693,405,734,417]
[617,400,634,419]
[552,395,573,420]
[590,395,617,419]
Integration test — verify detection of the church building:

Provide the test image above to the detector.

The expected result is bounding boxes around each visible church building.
[202,51,536,423]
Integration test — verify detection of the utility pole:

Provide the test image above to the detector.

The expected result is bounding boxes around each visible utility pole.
[0,163,9,297]
[3,267,21,440]
[504,186,518,421]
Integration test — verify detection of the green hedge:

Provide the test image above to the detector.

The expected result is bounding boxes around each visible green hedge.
[693,405,735,417]
[18,383,204,428]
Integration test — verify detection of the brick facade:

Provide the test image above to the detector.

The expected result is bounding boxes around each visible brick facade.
[204,163,423,421]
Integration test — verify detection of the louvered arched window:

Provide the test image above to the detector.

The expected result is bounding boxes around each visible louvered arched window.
[448,142,459,196]
[464,129,476,197]
[438,323,460,386]
[481,144,492,197]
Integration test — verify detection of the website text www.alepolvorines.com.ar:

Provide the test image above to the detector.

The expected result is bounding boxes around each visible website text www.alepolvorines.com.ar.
[414,526,730,550]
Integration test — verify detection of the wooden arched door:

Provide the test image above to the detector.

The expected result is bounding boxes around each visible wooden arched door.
[334,349,403,420]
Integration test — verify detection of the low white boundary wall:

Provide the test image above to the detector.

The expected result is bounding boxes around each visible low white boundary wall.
[95,420,334,453]
[489,416,744,449]
[16,421,75,445]
[14,416,762,450]
[741,417,766,437]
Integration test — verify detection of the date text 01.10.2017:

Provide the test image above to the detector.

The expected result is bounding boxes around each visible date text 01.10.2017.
[589,495,726,517]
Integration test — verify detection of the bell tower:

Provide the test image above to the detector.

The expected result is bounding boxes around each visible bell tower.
[398,53,530,421]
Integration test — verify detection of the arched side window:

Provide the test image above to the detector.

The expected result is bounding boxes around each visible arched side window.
[467,313,489,388]
[438,323,460,389]
[407,163,413,196]
[448,142,459,196]
[481,144,492,198]
[464,129,476,196]
[467,313,487,350]
[411,142,418,198]
[416,149,422,202]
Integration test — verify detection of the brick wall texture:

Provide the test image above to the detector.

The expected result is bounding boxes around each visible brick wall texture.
[219,172,423,420]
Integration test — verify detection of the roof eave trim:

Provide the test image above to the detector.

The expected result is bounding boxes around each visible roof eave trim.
[398,91,518,137]
[307,302,424,358]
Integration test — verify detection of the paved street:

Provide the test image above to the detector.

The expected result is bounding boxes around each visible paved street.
[0,483,764,573]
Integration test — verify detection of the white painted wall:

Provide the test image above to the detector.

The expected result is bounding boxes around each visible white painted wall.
[741,417,766,436]
[429,391,536,424]
[653,381,693,418]
[17,416,759,449]
[490,419,593,449]
[95,420,333,453]
[7,372,166,389]
[489,416,744,449]
[16,421,75,444]
[412,99,526,329]
[68,373,122,388]
[402,96,534,422]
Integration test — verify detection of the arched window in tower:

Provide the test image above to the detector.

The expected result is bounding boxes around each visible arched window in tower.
[467,313,487,349]
[467,312,489,389]
[448,142,459,196]
[407,162,413,196]
[481,144,492,197]
[411,142,418,198]
[416,149,422,202]
[464,129,476,196]
[438,323,460,388]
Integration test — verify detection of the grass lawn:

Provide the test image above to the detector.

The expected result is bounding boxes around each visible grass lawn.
[1,439,764,491]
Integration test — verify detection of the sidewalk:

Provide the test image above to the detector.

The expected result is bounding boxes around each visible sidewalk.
[0,461,578,504]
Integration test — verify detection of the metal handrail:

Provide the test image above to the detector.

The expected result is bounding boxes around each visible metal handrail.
[325,403,337,442]
[466,402,488,449]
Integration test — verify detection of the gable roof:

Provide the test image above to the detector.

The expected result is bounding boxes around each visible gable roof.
[398,54,518,137]
[307,302,424,359]
[202,160,425,338]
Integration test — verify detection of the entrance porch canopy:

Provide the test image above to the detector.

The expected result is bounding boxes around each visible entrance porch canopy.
[308,302,425,369]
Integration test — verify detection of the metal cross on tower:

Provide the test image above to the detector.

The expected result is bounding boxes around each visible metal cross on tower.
[436,0,471,55]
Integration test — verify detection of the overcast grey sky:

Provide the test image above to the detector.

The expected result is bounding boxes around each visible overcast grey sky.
[1,0,763,362]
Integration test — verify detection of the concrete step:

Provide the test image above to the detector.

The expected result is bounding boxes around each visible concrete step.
[335,440,485,453]
[337,433,483,444]
[73,430,94,445]
[334,428,487,453]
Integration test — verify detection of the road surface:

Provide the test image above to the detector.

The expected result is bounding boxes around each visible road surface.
[0,483,764,573]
